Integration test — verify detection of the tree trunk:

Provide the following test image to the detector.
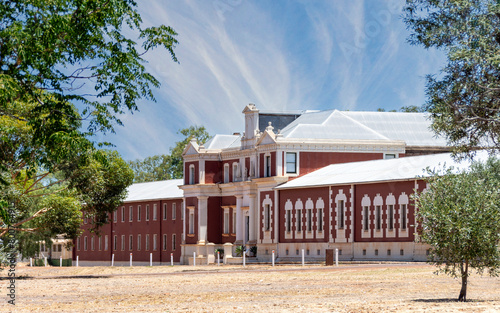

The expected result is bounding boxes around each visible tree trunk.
[458,261,468,302]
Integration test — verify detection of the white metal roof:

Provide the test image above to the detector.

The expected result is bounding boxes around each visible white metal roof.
[124,179,184,202]
[276,152,489,190]
[279,110,448,146]
[204,134,241,150]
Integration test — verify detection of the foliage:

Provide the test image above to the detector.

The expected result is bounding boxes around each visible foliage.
[129,126,210,182]
[214,248,224,258]
[235,245,245,257]
[0,0,174,260]
[413,157,500,301]
[404,0,500,155]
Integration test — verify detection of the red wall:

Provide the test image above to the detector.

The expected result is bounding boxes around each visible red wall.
[205,161,222,184]
[299,152,384,177]
[354,181,416,242]
[278,187,329,242]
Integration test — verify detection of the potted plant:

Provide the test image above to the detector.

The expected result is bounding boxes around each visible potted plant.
[235,245,245,257]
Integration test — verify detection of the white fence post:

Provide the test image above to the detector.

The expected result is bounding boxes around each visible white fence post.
[150,253,152,267]
[301,249,305,266]
[217,251,220,266]
[30,258,32,267]
[243,250,246,268]
[335,248,339,267]
[130,253,133,267]
[111,254,114,267]
[170,253,173,266]
[60,256,62,267]
[44,257,47,267]
[76,255,79,267]
[193,252,196,266]
[272,250,275,267]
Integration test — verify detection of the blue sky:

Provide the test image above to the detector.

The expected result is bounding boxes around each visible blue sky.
[103,0,446,161]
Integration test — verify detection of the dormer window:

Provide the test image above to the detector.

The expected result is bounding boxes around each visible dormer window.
[286,152,297,174]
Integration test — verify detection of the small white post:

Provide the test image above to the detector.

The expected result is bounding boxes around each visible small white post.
[301,249,305,266]
[111,254,114,267]
[170,253,173,266]
[30,258,32,267]
[44,257,47,267]
[60,256,62,267]
[272,250,275,267]
[76,255,79,267]
[193,252,196,266]
[217,251,220,266]
[150,253,153,267]
[130,253,133,267]
[335,248,339,267]
[243,250,246,268]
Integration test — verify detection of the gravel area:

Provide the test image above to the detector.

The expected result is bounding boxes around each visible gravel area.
[2,263,499,312]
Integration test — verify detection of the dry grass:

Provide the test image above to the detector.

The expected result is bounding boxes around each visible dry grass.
[2,263,500,312]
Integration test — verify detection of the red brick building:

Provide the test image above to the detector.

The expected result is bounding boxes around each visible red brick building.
[76,104,460,264]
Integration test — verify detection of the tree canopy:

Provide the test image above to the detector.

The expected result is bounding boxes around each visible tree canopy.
[404,0,500,155]
[0,0,177,259]
[129,126,210,182]
[413,158,500,301]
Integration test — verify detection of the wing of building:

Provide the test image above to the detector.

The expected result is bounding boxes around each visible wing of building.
[74,104,479,265]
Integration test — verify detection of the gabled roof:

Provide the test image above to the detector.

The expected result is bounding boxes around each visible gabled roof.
[124,179,184,202]
[276,152,489,190]
[280,110,448,146]
[203,134,241,150]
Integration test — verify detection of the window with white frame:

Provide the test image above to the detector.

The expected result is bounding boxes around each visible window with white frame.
[84,236,88,251]
[385,153,396,159]
[113,235,117,251]
[232,163,239,181]
[264,204,271,231]
[121,207,125,222]
[286,152,297,174]
[318,208,323,231]
[163,234,167,250]
[153,234,157,251]
[286,209,291,232]
[265,155,271,177]
[121,235,125,251]
[172,203,177,220]
[137,205,141,221]
[388,204,394,230]
[224,211,229,234]
[401,204,407,230]
[163,203,167,220]
[363,206,369,231]
[307,208,312,232]
[76,238,80,251]
[98,236,102,251]
[376,205,381,230]
[232,211,236,233]
[129,235,133,251]
[224,164,229,183]
[153,204,157,221]
[172,234,176,250]
[146,204,150,221]
[91,236,94,251]
[104,235,108,251]
[145,234,150,251]
[137,234,141,250]
[129,206,133,222]
[339,200,345,229]
[297,208,302,232]
[114,209,118,223]
[189,211,195,234]
[189,164,195,185]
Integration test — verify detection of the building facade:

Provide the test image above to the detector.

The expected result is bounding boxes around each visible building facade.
[76,104,456,265]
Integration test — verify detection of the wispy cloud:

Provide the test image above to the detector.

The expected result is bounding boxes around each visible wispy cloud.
[107,0,446,160]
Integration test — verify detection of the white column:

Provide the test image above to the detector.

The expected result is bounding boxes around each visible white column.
[198,196,209,244]
[248,194,257,244]
[235,195,243,245]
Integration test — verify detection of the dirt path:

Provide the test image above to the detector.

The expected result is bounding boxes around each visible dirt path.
[2,263,500,312]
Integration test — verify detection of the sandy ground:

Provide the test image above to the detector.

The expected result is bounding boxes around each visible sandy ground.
[1,262,499,312]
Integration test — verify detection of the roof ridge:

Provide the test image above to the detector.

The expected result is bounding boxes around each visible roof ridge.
[335,111,391,140]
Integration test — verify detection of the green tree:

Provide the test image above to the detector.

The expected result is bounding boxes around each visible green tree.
[404,0,500,155]
[413,158,500,302]
[129,125,210,182]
